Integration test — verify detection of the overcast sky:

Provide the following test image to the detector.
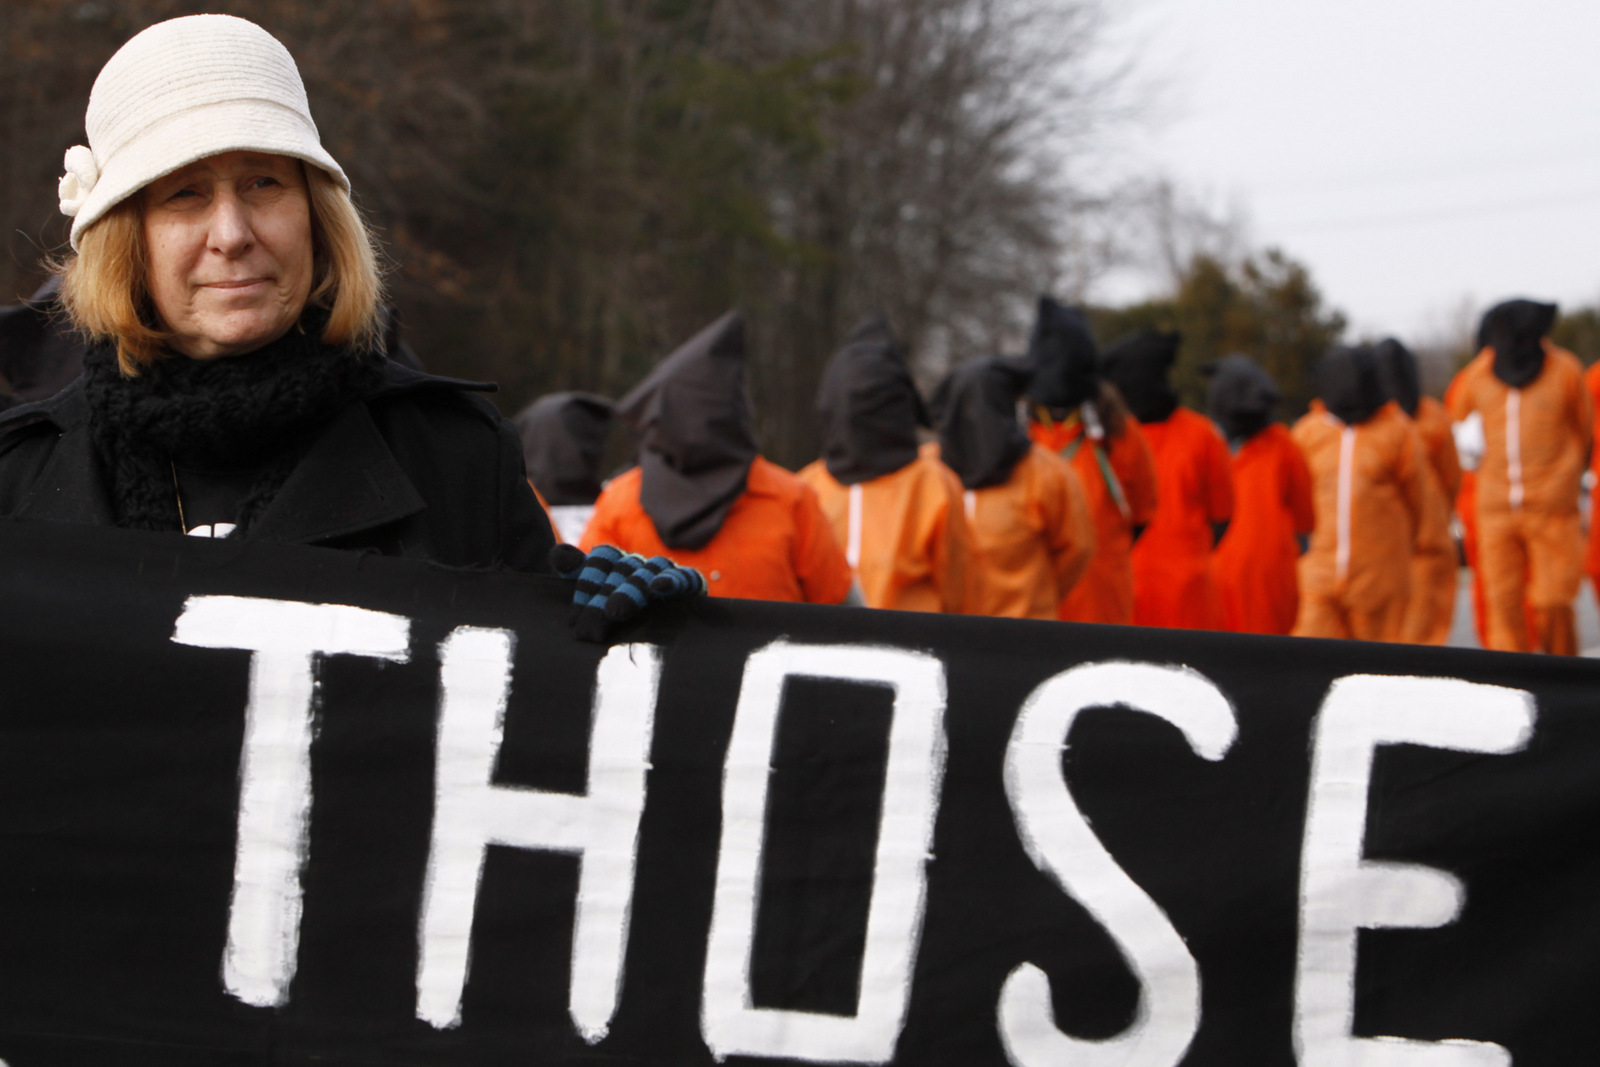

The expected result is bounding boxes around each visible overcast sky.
[1095,0,1600,342]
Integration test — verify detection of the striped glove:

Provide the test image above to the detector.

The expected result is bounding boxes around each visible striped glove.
[550,543,708,642]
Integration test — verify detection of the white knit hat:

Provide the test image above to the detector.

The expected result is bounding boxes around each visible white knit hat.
[58,14,348,251]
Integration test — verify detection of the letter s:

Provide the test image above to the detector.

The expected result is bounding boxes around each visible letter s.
[998,661,1237,1067]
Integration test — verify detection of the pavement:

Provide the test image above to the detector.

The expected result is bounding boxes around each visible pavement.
[1444,568,1600,654]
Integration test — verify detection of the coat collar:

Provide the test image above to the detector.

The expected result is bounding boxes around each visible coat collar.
[0,360,479,545]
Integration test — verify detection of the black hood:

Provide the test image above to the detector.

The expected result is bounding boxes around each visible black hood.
[930,356,1033,489]
[514,392,614,506]
[1372,338,1421,417]
[1317,345,1388,426]
[616,311,758,550]
[816,315,926,486]
[1206,354,1279,444]
[1478,299,1556,389]
[1025,296,1099,411]
[1101,330,1181,424]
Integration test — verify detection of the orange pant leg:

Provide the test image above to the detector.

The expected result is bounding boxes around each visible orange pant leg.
[1400,550,1456,645]
[1477,512,1533,652]
[1347,594,1408,643]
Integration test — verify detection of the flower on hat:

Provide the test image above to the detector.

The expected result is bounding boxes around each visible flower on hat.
[58,145,99,218]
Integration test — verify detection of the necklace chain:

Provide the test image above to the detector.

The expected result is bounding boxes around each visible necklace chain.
[169,460,187,533]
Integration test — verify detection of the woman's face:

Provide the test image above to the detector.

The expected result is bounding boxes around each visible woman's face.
[141,151,314,360]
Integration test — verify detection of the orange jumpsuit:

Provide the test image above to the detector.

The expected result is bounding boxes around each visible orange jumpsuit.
[797,453,971,613]
[1029,416,1159,624]
[1292,401,1428,642]
[1213,423,1315,635]
[1583,360,1600,600]
[1448,344,1592,653]
[1398,397,1462,645]
[582,456,854,604]
[927,443,1095,619]
[1130,407,1234,629]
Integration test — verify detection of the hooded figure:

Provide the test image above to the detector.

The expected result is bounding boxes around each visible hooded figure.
[1448,300,1591,653]
[1375,338,1462,645]
[1293,345,1431,642]
[1317,345,1388,426]
[615,311,758,551]
[1480,299,1557,389]
[1206,356,1314,635]
[1026,302,1160,625]
[1026,297,1099,412]
[584,311,852,604]
[1206,354,1279,446]
[1106,331,1235,629]
[927,356,1093,618]
[1101,330,1181,425]
[816,315,926,485]
[931,357,1034,490]
[514,391,613,545]
[798,316,969,612]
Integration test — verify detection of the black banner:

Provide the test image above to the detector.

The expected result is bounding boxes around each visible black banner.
[0,518,1596,1066]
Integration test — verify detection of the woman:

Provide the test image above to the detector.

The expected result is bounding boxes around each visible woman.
[1023,296,1158,625]
[797,315,970,613]
[0,15,692,633]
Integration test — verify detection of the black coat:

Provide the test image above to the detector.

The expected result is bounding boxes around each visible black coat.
[0,362,556,573]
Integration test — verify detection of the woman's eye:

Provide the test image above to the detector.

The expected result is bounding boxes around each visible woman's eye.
[250,176,281,190]
[167,187,198,201]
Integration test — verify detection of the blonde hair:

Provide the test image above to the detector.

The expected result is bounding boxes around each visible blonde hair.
[56,163,383,375]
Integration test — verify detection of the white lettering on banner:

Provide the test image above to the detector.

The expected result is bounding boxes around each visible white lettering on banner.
[170,595,412,1009]
[997,661,1238,1067]
[701,641,947,1064]
[416,631,661,1041]
[1294,675,1534,1067]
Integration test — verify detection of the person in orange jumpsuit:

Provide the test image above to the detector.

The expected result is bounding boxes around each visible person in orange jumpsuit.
[1205,355,1314,635]
[1583,358,1600,602]
[1023,296,1159,625]
[1448,299,1592,654]
[797,315,971,612]
[1101,330,1234,630]
[1374,338,1461,645]
[927,356,1094,619]
[582,311,853,604]
[1292,345,1430,641]
[514,391,614,545]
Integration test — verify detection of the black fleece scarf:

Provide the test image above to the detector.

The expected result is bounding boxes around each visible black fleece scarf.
[1316,345,1387,426]
[1206,354,1279,445]
[817,315,926,486]
[931,356,1033,490]
[82,317,385,534]
[1479,299,1557,389]
[1101,330,1181,424]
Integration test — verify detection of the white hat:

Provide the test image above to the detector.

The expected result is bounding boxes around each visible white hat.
[58,14,348,251]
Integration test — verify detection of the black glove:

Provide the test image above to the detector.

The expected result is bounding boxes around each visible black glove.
[550,543,708,642]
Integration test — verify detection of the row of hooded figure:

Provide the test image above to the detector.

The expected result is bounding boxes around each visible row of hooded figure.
[515,296,1598,652]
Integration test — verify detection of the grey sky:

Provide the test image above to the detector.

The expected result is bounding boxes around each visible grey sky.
[1098,0,1600,340]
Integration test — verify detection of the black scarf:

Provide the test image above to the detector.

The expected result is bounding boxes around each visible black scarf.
[817,315,926,486]
[1206,354,1279,445]
[931,356,1033,490]
[82,318,385,534]
[1101,330,1181,424]
[617,311,758,550]
[1479,299,1557,389]
[1316,345,1387,426]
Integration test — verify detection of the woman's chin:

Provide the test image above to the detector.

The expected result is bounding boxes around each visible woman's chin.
[174,315,296,359]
